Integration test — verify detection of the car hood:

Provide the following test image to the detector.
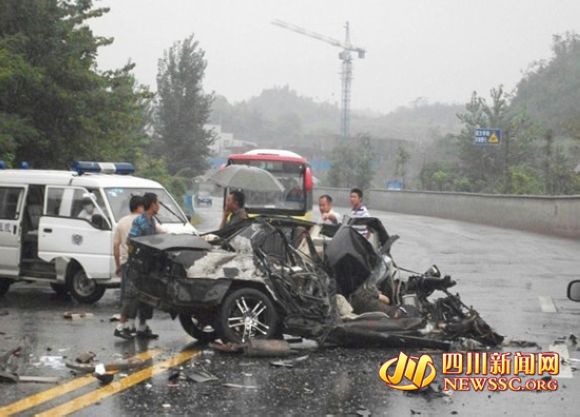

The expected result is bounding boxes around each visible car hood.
[130,233,211,251]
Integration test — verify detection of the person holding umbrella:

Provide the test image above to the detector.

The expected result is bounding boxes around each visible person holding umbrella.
[220,190,248,229]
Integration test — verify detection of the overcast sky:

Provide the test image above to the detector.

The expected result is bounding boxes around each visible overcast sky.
[91,0,580,113]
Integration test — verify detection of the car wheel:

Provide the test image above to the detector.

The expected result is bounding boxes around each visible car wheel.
[50,283,68,296]
[0,278,11,297]
[178,314,218,343]
[67,268,106,304]
[218,287,280,343]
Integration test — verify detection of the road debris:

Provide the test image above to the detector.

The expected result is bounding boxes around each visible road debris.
[209,341,244,353]
[18,375,60,384]
[75,351,96,364]
[223,383,258,389]
[270,355,310,368]
[0,370,19,383]
[244,340,294,357]
[66,357,148,373]
[93,363,114,385]
[63,311,94,320]
[109,314,121,322]
[185,368,218,383]
[38,355,65,369]
[503,339,541,349]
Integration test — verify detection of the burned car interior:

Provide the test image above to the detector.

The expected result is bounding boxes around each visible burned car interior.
[127,216,503,350]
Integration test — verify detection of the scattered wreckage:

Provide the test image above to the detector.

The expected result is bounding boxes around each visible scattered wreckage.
[127,216,503,351]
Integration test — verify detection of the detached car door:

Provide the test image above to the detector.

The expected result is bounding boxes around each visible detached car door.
[38,186,114,279]
[0,185,27,277]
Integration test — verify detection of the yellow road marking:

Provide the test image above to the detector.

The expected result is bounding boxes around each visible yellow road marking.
[0,349,162,416]
[35,349,200,417]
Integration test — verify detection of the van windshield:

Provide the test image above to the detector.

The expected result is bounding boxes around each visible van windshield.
[104,188,186,224]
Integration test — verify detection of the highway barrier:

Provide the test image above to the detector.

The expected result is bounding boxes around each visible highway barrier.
[314,187,580,238]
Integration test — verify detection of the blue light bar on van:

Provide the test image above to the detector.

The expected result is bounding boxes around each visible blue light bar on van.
[71,161,135,175]
[0,160,5,169]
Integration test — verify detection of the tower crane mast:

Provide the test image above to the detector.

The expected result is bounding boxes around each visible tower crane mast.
[272,19,366,141]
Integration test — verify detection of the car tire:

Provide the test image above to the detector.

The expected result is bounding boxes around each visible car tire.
[178,313,218,343]
[218,287,280,343]
[0,278,11,297]
[67,268,106,304]
[50,283,68,296]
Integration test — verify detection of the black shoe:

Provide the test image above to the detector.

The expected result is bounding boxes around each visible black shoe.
[114,328,134,340]
[136,327,159,339]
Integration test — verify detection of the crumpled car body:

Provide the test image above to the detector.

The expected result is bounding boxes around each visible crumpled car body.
[127,216,503,349]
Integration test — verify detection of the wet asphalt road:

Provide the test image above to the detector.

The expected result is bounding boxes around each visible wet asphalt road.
[1,201,579,416]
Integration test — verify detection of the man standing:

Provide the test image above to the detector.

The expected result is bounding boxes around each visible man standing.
[349,188,370,238]
[220,190,248,229]
[349,188,369,218]
[125,192,161,339]
[318,194,340,224]
[113,195,144,340]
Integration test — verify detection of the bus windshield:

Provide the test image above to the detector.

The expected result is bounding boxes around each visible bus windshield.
[104,187,186,223]
[230,160,306,211]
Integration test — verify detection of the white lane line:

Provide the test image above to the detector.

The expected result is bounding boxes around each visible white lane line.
[549,344,574,379]
[538,296,557,313]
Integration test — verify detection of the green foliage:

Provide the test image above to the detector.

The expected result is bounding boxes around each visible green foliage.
[154,35,214,176]
[454,86,537,193]
[0,0,151,167]
[328,134,374,189]
[513,32,580,136]
[135,152,190,201]
[394,145,411,186]
[509,166,543,195]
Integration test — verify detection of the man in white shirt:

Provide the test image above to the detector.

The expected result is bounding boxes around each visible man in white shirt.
[113,195,144,340]
[349,188,370,218]
[349,188,370,238]
[318,194,340,224]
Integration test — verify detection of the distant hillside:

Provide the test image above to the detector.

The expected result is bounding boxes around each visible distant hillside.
[210,86,462,144]
[512,32,580,135]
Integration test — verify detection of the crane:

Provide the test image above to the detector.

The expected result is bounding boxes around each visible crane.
[272,19,366,141]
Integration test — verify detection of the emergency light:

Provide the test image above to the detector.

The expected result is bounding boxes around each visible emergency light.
[0,160,5,169]
[71,161,135,175]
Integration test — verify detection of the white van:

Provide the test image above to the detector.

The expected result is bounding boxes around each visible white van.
[0,161,197,303]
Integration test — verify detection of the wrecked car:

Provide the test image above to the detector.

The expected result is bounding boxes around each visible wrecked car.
[126,216,503,350]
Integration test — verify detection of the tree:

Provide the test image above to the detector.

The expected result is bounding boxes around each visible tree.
[154,35,214,176]
[394,145,411,187]
[513,32,580,137]
[455,86,536,193]
[328,134,374,189]
[0,0,151,167]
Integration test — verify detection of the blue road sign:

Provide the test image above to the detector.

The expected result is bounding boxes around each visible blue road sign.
[474,128,502,145]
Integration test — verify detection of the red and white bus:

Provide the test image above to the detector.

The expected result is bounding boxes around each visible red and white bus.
[226,149,314,219]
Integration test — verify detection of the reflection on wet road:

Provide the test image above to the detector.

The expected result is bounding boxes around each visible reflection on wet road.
[0,200,579,416]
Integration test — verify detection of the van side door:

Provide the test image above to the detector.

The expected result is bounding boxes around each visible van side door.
[0,185,27,277]
[38,186,114,279]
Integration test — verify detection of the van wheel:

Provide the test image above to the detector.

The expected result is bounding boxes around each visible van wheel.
[50,283,68,296]
[218,288,280,343]
[178,314,217,343]
[0,279,11,297]
[67,269,106,304]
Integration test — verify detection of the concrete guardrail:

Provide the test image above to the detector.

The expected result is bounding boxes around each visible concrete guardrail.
[314,187,580,239]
